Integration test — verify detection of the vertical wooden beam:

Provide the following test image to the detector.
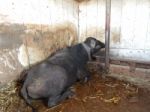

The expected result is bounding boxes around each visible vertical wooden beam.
[105,0,111,72]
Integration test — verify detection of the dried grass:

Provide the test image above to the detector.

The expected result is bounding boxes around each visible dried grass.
[0,82,21,112]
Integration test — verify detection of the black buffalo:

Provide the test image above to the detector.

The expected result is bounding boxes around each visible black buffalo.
[20,37,105,112]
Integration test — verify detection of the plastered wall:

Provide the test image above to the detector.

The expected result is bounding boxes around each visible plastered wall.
[79,0,150,62]
[0,0,78,84]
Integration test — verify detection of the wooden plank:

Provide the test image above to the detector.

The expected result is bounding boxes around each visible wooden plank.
[110,0,122,46]
[93,55,150,69]
[86,0,97,38]
[78,0,87,41]
[145,0,150,49]
[132,0,150,49]
[97,0,105,41]
[120,0,137,49]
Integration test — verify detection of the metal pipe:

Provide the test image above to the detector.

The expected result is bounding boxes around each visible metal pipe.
[105,0,111,72]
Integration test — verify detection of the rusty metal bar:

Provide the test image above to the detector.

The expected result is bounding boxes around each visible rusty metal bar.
[105,0,111,72]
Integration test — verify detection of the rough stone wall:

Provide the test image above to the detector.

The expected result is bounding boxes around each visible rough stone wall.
[0,0,78,85]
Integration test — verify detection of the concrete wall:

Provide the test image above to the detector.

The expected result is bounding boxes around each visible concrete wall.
[79,0,150,62]
[0,0,78,84]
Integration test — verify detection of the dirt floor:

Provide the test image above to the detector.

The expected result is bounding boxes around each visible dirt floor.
[0,71,150,112]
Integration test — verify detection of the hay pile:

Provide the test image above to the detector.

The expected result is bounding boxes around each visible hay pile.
[0,82,28,112]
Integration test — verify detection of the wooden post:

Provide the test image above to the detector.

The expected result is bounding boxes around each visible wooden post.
[105,0,111,72]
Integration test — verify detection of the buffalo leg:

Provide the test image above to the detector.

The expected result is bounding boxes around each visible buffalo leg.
[77,67,91,83]
[48,89,74,107]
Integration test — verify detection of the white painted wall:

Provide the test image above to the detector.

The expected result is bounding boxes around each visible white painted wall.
[0,0,78,26]
[79,0,150,62]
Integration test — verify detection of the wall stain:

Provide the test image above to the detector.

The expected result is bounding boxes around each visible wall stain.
[111,31,120,44]
[17,21,78,66]
[80,26,105,42]
[0,23,26,49]
[0,49,23,84]
[80,27,121,44]
[74,0,90,3]
[0,21,78,84]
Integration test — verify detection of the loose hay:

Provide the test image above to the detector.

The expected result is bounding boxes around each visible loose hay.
[0,71,149,112]
[100,96,121,104]
[0,81,29,112]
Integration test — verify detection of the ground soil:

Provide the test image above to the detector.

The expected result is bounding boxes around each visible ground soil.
[1,71,150,112]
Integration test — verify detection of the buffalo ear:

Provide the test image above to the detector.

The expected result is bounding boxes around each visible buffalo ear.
[90,39,96,48]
